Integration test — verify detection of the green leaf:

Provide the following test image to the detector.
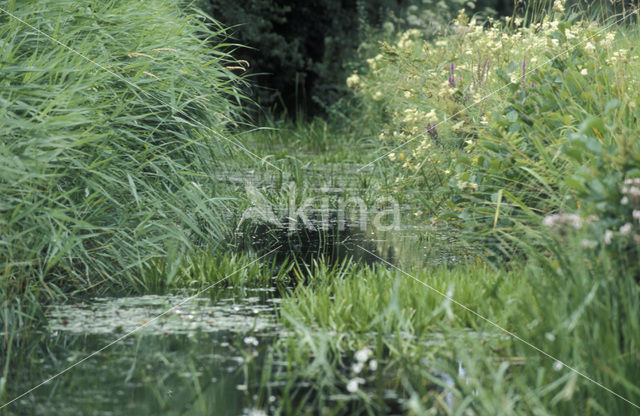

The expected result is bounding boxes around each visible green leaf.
[563,176,587,193]
[604,99,619,115]
[579,116,605,138]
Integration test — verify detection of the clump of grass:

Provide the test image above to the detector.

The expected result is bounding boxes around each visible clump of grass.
[0,1,245,326]
[270,248,640,414]
[140,249,295,292]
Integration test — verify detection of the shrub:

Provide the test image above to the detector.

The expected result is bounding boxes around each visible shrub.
[349,0,640,260]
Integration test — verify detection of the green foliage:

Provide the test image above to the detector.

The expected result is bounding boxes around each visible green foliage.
[0,0,244,307]
[197,0,510,117]
[350,1,640,261]
[197,0,401,116]
[273,249,640,414]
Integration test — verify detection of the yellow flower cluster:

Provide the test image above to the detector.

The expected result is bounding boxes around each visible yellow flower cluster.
[352,5,638,188]
[396,29,423,50]
[346,73,360,89]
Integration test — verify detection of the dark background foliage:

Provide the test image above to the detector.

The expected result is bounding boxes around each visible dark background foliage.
[198,0,514,118]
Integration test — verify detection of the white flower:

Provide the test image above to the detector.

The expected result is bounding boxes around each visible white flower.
[604,229,614,245]
[580,68,588,76]
[629,187,640,197]
[453,121,465,131]
[605,32,616,45]
[620,223,633,235]
[426,109,438,123]
[346,380,358,392]
[621,196,629,205]
[553,361,564,371]
[355,348,372,362]
[369,359,378,371]
[352,362,363,374]
[244,336,259,346]
[346,377,364,393]
[542,213,582,229]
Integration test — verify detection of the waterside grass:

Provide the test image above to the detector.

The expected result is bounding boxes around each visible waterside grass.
[0,0,247,363]
[271,243,640,414]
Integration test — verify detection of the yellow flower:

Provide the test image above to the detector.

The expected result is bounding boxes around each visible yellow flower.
[473,158,478,163]
[346,73,360,88]
[552,0,565,13]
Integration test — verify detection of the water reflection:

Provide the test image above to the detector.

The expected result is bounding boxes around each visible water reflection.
[237,212,383,272]
[8,289,279,416]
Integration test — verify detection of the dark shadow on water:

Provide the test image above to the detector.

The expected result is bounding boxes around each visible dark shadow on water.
[234,211,389,277]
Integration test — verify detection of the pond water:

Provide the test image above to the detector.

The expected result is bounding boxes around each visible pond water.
[4,162,469,415]
[11,289,281,415]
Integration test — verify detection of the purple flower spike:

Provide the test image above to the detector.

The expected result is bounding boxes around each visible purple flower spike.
[426,123,438,138]
[449,62,456,87]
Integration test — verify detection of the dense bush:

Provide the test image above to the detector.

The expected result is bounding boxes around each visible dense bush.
[349,0,640,261]
[0,0,244,308]
[197,0,512,117]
